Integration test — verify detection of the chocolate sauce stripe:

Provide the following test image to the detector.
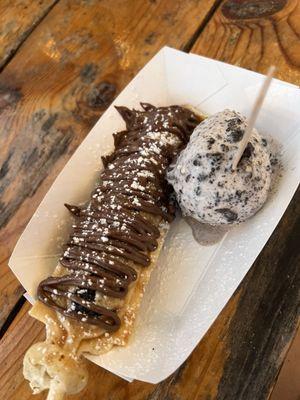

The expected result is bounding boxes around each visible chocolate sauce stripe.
[59,258,130,283]
[67,240,150,267]
[104,154,165,178]
[42,276,127,299]
[63,248,137,281]
[73,213,159,238]
[100,186,163,203]
[102,169,156,184]
[71,207,160,237]
[38,285,120,332]
[69,230,154,252]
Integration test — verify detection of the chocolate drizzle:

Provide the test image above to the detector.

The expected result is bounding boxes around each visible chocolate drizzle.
[38,103,200,332]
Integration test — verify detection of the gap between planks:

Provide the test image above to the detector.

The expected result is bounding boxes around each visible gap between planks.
[183,0,223,52]
[0,295,25,340]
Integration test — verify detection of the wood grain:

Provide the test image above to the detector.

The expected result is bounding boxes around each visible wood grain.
[0,0,218,329]
[192,0,300,84]
[0,302,45,399]
[1,0,300,399]
[0,0,58,70]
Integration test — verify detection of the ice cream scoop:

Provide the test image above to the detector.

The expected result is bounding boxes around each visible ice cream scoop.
[167,109,272,225]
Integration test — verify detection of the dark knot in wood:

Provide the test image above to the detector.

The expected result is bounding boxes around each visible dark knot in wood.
[0,85,22,111]
[87,81,116,109]
[222,0,287,19]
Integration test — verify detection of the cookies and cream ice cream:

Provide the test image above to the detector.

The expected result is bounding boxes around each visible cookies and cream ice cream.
[167,109,272,225]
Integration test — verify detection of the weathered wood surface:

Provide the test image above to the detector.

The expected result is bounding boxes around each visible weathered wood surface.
[0,0,58,70]
[0,303,45,399]
[192,0,300,84]
[0,0,218,330]
[0,0,299,399]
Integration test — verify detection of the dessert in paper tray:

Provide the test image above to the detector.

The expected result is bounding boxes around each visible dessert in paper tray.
[8,48,300,399]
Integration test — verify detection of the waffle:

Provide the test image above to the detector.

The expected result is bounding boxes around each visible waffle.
[23,103,201,399]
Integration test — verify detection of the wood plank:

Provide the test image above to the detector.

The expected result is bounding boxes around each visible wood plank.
[0,0,218,330]
[270,326,300,400]
[0,302,45,399]
[0,0,58,70]
[192,0,300,84]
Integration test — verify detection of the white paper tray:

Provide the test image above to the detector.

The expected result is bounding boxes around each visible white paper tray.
[9,47,300,383]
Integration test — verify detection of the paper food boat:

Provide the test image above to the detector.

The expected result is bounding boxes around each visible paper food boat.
[9,47,300,384]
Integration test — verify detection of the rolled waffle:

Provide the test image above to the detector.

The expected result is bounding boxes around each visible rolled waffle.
[23,103,201,399]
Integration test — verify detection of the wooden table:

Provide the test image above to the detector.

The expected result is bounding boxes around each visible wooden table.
[0,0,299,399]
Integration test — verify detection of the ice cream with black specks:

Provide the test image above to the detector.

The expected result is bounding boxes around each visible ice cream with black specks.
[167,109,272,225]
